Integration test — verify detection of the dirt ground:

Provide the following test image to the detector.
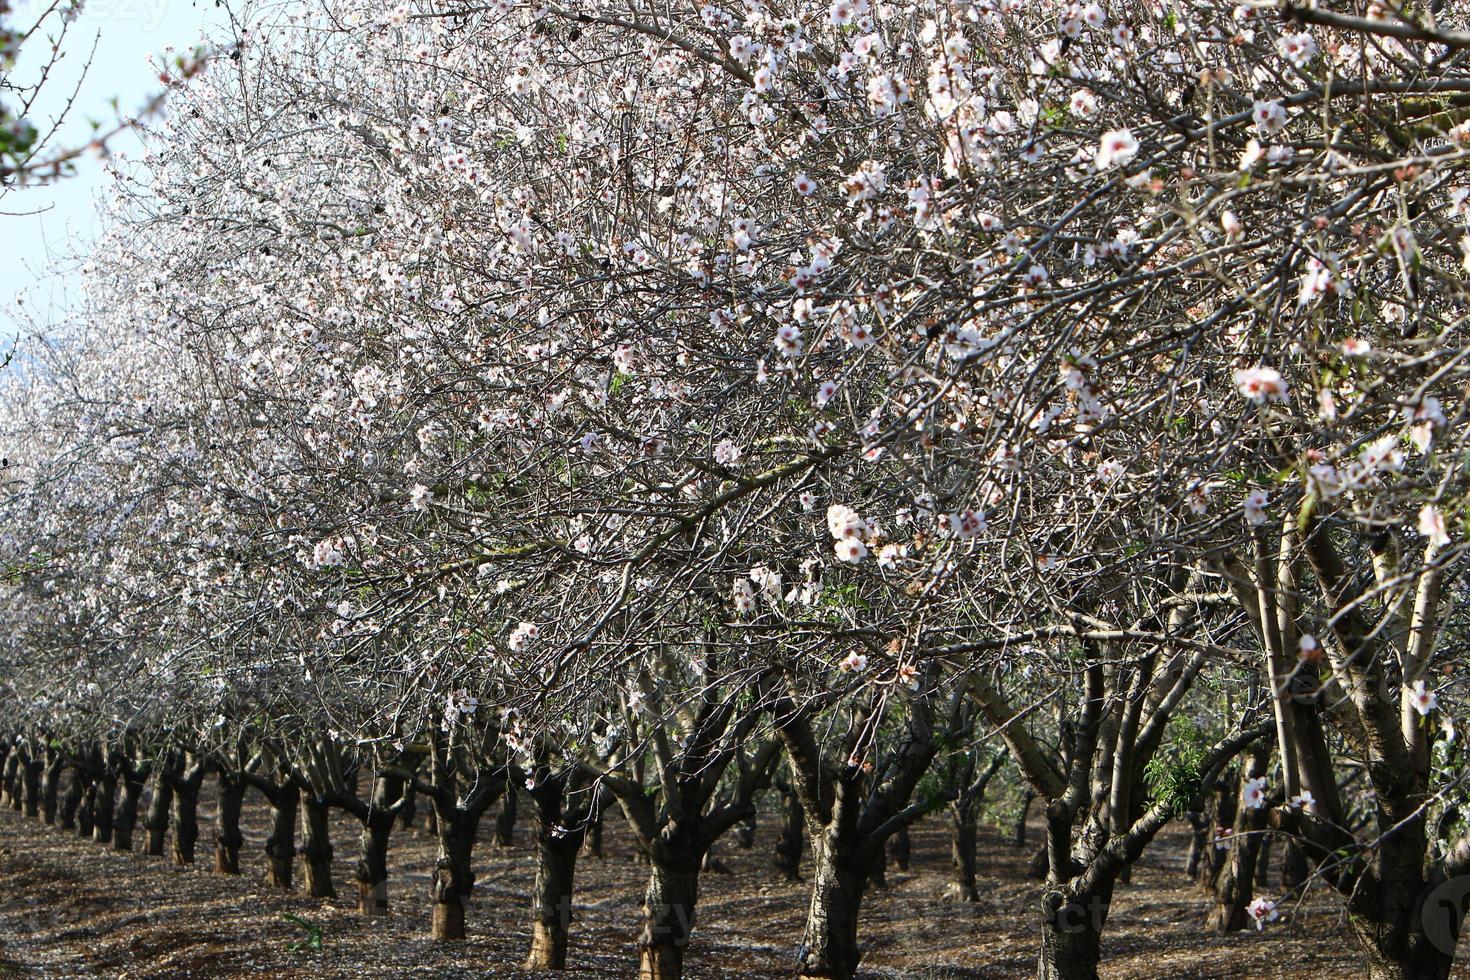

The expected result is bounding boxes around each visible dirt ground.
[0,788,1449,978]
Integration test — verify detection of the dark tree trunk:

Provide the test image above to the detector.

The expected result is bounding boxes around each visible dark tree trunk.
[888,825,911,871]
[0,743,12,808]
[77,779,96,837]
[396,780,417,830]
[1208,751,1266,934]
[637,854,700,980]
[796,836,869,979]
[947,801,981,902]
[40,751,63,825]
[735,813,756,849]
[263,782,300,890]
[21,754,42,819]
[582,799,604,859]
[430,810,477,940]
[528,834,578,969]
[774,781,804,881]
[1028,841,1050,879]
[300,795,336,898]
[91,770,116,844]
[1184,812,1208,881]
[493,787,517,848]
[1037,885,1109,980]
[1014,790,1034,848]
[145,772,174,856]
[214,771,245,874]
[1253,834,1274,888]
[113,767,147,852]
[524,777,587,970]
[59,769,87,831]
[1279,839,1308,892]
[3,752,19,809]
[173,764,208,863]
[356,773,402,915]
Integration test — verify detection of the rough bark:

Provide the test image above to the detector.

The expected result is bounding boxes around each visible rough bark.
[734,813,756,850]
[430,809,477,940]
[582,800,605,859]
[20,751,42,819]
[2,752,19,809]
[169,763,207,865]
[493,786,517,848]
[113,765,148,852]
[145,769,174,857]
[40,749,63,825]
[396,780,417,830]
[91,769,116,844]
[214,771,245,874]
[356,773,402,915]
[524,772,589,971]
[946,754,1006,902]
[1208,747,1268,934]
[773,779,805,881]
[300,795,336,898]
[797,835,868,979]
[1014,790,1034,848]
[58,768,86,831]
[887,825,911,872]
[948,805,981,902]
[77,778,95,837]
[1037,884,1109,980]
[263,781,300,890]
[637,858,699,980]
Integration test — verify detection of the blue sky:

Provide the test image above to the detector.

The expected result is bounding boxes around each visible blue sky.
[1,0,221,354]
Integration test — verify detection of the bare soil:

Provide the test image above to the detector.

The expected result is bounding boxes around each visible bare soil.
[0,790,1448,978]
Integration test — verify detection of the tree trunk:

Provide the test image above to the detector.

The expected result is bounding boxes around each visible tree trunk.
[888,825,911,871]
[947,799,980,902]
[3,752,19,809]
[493,787,517,848]
[59,770,86,831]
[21,755,42,819]
[214,771,245,874]
[637,858,700,980]
[1279,839,1308,892]
[172,773,202,865]
[1253,834,1273,888]
[40,752,63,825]
[796,836,867,980]
[356,773,402,915]
[526,804,581,970]
[774,782,804,881]
[1014,790,1034,848]
[1352,907,1459,980]
[264,782,300,890]
[735,813,756,850]
[396,780,417,830]
[1208,751,1266,934]
[1184,812,1208,881]
[300,795,335,898]
[91,770,116,844]
[1037,886,1107,980]
[430,811,476,940]
[583,802,604,859]
[145,773,174,856]
[1028,841,1049,880]
[113,768,147,852]
[77,779,95,837]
